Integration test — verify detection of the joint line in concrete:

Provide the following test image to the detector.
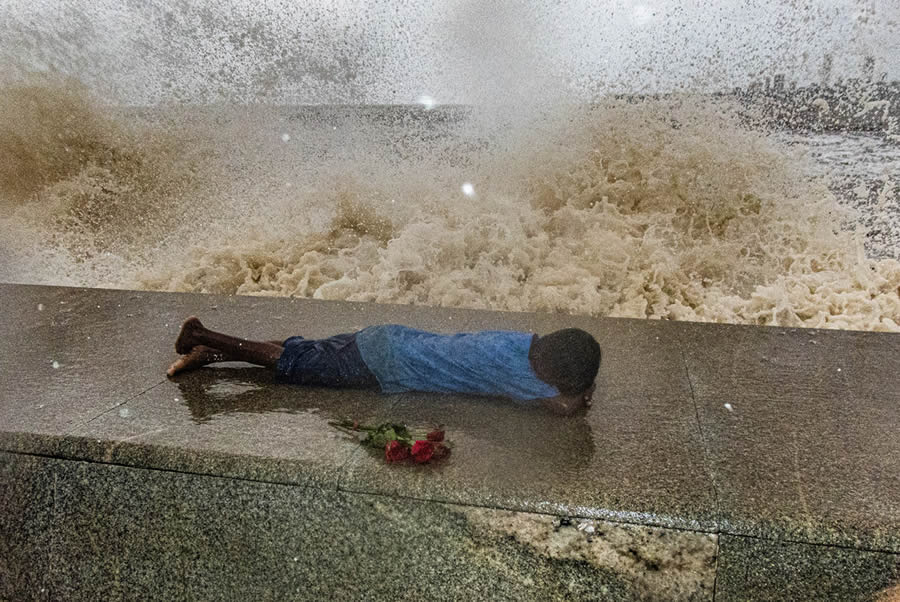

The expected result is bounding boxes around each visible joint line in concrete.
[678,342,723,598]
[69,379,168,432]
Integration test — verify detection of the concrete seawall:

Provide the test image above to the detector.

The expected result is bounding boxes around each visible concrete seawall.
[1,283,899,600]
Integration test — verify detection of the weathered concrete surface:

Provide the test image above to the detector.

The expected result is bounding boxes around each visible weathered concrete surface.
[678,321,900,553]
[716,534,900,601]
[1,282,899,599]
[1,452,718,601]
[340,316,716,532]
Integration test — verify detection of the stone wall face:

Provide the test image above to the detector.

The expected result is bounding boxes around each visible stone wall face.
[2,453,719,601]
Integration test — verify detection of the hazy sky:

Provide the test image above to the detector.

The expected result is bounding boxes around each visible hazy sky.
[1,0,898,104]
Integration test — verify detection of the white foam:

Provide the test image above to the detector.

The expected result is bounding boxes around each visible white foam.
[0,52,898,334]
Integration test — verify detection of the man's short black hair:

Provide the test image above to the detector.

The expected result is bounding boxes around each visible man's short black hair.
[531,328,601,395]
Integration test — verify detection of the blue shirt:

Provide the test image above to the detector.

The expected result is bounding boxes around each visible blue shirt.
[354,325,559,400]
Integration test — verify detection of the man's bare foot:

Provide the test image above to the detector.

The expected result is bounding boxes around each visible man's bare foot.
[167,345,227,377]
[174,316,205,355]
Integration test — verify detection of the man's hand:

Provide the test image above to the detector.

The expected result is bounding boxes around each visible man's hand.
[540,383,595,416]
[583,382,596,408]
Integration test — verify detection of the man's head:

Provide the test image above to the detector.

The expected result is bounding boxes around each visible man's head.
[529,328,601,396]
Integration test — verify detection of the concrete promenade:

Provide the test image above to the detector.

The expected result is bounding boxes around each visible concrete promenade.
[1,283,899,600]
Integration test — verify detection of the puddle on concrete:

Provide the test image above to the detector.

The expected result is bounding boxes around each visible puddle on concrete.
[170,366,381,426]
[173,367,316,423]
[204,380,265,399]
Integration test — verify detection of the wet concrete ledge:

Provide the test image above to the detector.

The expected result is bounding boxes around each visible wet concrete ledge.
[1,283,899,600]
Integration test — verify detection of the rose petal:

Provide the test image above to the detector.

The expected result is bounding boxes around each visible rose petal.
[411,440,434,463]
[385,440,410,463]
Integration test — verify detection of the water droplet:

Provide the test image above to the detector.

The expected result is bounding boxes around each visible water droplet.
[281,133,291,142]
[51,360,60,369]
[724,403,734,411]
[461,182,475,197]
[119,408,132,418]
[37,303,44,311]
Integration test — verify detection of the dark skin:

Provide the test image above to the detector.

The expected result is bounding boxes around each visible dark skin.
[168,317,594,416]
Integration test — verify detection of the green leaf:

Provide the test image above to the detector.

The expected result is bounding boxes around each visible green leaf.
[366,427,399,449]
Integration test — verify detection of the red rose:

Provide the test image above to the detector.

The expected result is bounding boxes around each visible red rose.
[385,440,409,463]
[411,440,434,463]
[426,429,445,442]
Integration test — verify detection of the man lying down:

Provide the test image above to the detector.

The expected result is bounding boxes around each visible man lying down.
[168,317,600,416]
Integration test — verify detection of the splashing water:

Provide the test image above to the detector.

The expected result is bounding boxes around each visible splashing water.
[0,79,896,331]
[1,0,899,332]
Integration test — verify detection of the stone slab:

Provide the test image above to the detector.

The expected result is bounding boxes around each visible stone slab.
[0,283,299,436]
[0,281,394,437]
[340,317,716,531]
[716,534,900,601]
[677,322,900,552]
[66,367,400,488]
[0,286,167,435]
[2,283,715,528]
[4,452,718,601]
[0,282,399,486]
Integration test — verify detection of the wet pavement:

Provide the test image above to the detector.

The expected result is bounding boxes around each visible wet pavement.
[1,283,899,600]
